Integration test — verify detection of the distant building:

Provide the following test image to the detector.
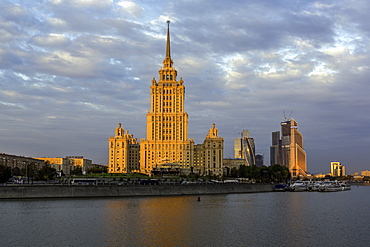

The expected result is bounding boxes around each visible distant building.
[223,158,245,177]
[271,118,307,177]
[66,156,93,174]
[34,157,70,175]
[360,170,370,176]
[35,156,93,175]
[270,131,282,165]
[255,154,264,167]
[234,130,255,166]
[194,124,224,176]
[330,162,346,177]
[1,153,44,176]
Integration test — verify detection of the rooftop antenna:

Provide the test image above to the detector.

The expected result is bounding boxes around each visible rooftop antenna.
[283,111,293,121]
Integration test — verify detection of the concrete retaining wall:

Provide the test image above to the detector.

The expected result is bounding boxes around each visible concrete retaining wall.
[0,184,274,199]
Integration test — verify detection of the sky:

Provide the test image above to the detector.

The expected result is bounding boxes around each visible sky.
[1,0,370,174]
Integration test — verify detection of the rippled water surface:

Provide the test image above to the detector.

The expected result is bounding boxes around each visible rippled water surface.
[0,186,369,246]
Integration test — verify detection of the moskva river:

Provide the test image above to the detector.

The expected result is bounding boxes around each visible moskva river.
[0,185,369,246]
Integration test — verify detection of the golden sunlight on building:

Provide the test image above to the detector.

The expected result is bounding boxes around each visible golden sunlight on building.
[34,156,92,175]
[330,161,346,176]
[108,21,224,176]
[271,118,307,178]
[108,123,140,173]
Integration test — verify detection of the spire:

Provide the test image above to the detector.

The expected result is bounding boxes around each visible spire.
[166,20,171,59]
[163,20,173,68]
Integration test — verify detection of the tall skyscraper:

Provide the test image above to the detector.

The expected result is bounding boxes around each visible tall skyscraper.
[109,21,223,176]
[271,119,307,177]
[270,131,281,166]
[281,118,307,177]
[139,21,193,175]
[234,130,255,166]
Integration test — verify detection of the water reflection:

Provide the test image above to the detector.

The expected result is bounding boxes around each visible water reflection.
[102,196,197,246]
[0,187,368,246]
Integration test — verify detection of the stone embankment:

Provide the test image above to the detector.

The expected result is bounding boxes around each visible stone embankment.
[0,184,274,199]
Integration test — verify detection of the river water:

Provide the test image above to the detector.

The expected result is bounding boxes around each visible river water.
[0,185,369,246]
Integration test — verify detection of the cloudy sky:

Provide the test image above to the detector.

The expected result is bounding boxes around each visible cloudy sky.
[1,0,369,174]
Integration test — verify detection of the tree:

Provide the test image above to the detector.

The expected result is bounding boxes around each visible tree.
[238,164,290,183]
[71,166,83,176]
[37,163,57,181]
[0,165,12,183]
[239,165,248,177]
[230,167,238,178]
[87,166,108,174]
[267,164,291,182]
[21,162,38,183]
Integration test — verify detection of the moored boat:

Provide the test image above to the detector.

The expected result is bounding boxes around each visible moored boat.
[319,181,342,192]
[289,181,307,191]
[274,184,288,191]
[307,181,321,191]
[339,181,351,191]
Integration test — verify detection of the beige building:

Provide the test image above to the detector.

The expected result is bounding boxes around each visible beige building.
[194,124,224,176]
[108,21,224,176]
[108,123,140,173]
[223,158,246,177]
[1,153,44,174]
[140,21,195,175]
[35,157,70,175]
[67,156,93,174]
[361,170,370,176]
[35,156,92,175]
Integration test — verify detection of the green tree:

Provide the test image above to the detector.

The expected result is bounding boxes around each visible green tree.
[21,162,38,183]
[0,165,12,183]
[71,166,83,176]
[230,167,238,178]
[87,166,107,174]
[239,165,248,177]
[37,163,57,181]
[268,164,290,182]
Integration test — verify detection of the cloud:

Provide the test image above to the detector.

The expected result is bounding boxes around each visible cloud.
[30,33,72,47]
[0,0,370,174]
[117,1,144,18]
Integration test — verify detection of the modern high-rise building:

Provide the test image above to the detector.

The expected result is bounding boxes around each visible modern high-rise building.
[271,118,307,177]
[255,154,264,167]
[108,21,224,176]
[270,131,281,166]
[234,130,250,158]
[330,162,346,177]
[234,130,255,166]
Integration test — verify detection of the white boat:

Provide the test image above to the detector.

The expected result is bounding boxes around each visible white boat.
[339,181,351,191]
[307,181,322,191]
[319,181,342,192]
[289,181,307,191]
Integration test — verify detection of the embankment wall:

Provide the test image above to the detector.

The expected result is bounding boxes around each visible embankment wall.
[0,184,274,199]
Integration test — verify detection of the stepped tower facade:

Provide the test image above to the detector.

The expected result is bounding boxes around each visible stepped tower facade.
[139,21,194,174]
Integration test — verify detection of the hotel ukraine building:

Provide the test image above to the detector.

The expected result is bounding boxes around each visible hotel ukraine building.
[108,22,224,176]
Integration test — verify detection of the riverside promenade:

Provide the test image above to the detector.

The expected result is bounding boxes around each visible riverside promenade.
[0,183,274,199]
